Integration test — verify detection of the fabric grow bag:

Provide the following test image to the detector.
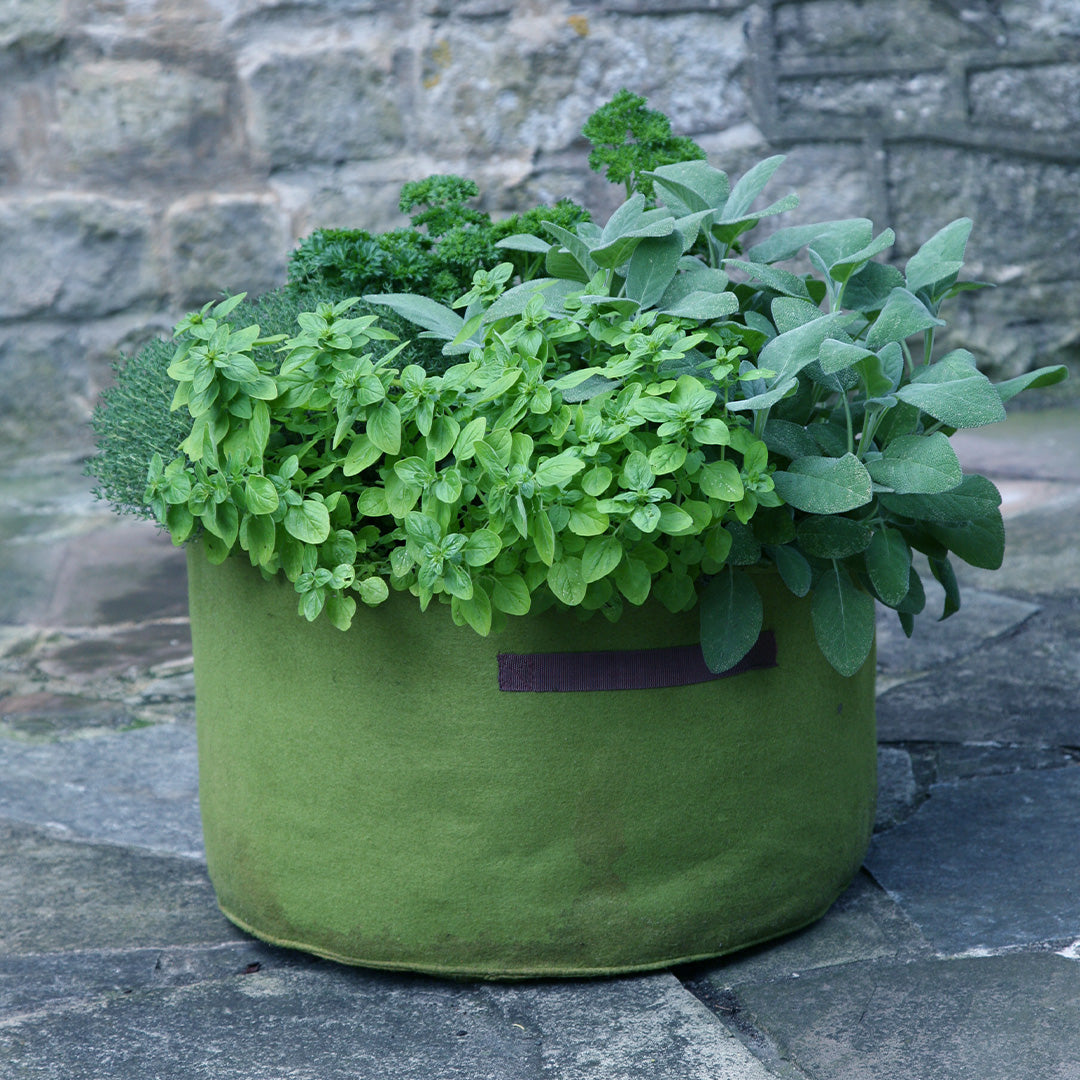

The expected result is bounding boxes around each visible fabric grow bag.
[188,550,876,979]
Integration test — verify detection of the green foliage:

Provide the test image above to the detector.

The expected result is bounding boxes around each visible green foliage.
[581,89,707,199]
[89,284,362,516]
[94,90,1068,678]
[288,174,589,307]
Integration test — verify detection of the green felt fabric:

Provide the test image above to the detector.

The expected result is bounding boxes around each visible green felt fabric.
[189,550,877,978]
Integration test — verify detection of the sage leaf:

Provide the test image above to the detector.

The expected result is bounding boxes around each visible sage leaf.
[865,432,963,494]
[363,293,465,342]
[625,232,684,308]
[660,291,739,320]
[880,473,1001,524]
[896,350,1006,428]
[756,311,853,384]
[811,562,876,677]
[865,288,945,348]
[930,556,960,620]
[905,218,972,297]
[772,453,873,514]
[796,515,873,559]
[648,160,731,212]
[765,544,812,597]
[699,567,763,674]
[993,364,1068,404]
[864,527,911,606]
[926,511,1005,570]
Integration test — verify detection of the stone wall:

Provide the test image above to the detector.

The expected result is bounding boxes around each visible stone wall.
[2,0,1078,447]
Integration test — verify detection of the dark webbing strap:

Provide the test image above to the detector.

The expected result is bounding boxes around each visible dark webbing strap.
[497,631,777,692]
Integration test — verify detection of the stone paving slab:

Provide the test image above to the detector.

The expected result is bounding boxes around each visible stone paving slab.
[865,766,1080,954]
[731,953,1080,1080]
[874,581,1039,689]
[681,871,928,993]
[0,962,774,1080]
[0,819,237,955]
[0,942,286,1013]
[875,592,1080,745]
[0,725,201,857]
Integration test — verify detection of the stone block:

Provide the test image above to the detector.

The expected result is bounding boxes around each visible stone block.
[0,725,202,858]
[777,71,955,125]
[415,12,749,157]
[866,766,1080,952]
[876,593,1080,746]
[0,312,174,447]
[874,746,919,830]
[684,871,927,991]
[55,59,237,180]
[0,819,233,953]
[0,965,773,1080]
[970,63,1080,133]
[0,196,159,320]
[734,953,1080,1079]
[243,47,407,168]
[165,192,289,307]
[270,162,417,235]
[886,145,1080,283]
[774,0,990,62]
[0,0,64,50]
[999,0,1080,45]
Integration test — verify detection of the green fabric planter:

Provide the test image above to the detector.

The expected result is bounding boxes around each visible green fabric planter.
[188,549,877,979]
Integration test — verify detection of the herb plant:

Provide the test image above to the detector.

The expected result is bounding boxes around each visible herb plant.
[581,89,707,200]
[96,92,1067,678]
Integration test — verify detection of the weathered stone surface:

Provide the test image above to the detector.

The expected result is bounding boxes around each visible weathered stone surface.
[0,692,135,743]
[0,819,234,954]
[886,146,1080,275]
[952,407,1080,484]
[970,63,1080,133]
[243,47,407,168]
[866,766,1080,952]
[0,966,773,1080]
[0,509,188,629]
[874,746,919,830]
[0,0,64,49]
[0,196,159,320]
[0,322,86,438]
[778,71,955,125]
[270,162,417,235]
[876,592,1080,745]
[54,59,236,179]
[415,13,749,156]
[774,0,991,62]
[0,725,202,857]
[733,954,1080,1079]
[875,582,1039,685]
[0,940,287,1012]
[683,871,927,991]
[999,0,1080,45]
[164,192,290,306]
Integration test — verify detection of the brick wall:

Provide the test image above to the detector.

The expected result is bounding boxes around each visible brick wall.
[2,0,1077,447]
